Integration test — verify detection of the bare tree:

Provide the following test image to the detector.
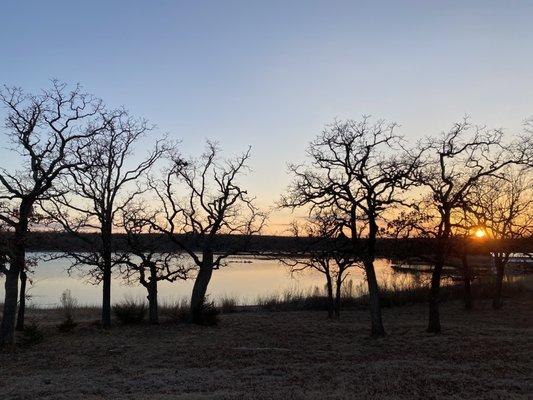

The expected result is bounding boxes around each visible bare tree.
[118,203,193,324]
[0,81,104,346]
[282,211,356,318]
[151,141,266,324]
[282,117,418,337]
[40,110,166,329]
[412,119,528,333]
[466,167,533,309]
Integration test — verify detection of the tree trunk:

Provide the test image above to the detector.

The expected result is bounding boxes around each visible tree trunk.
[493,257,505,309]
[1,209,28,347]
[325,274,334,318]
[147,268,159,324]
[16,269,27,331]
[461,254,473,310]
[101,265,112,329]
[364,260,386,337]
[428,216,450,334]
[101,219,113,329]
[0,269,19,347]
[362,213,385,338]
[334,275,342,318]
[190,250,214,324]
[427,259,443,333]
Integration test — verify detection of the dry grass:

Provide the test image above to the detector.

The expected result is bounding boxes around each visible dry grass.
[254,276,529,312]
[1,294,532,399]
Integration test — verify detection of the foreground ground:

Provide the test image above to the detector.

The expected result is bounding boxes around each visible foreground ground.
[1,295,532,400]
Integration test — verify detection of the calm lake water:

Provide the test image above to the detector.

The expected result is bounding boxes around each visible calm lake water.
[0,254,408,307]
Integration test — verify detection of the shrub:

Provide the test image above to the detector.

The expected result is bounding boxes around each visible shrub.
[57,289,78,332]
[113,299,146,324]
[59,289,78,318]
[21,322,44,347]
[199,299,219,326]
[57,317,78,332]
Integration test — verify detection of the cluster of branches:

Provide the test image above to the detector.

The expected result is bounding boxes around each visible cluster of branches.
[148,142,266,323]
[0,81,106,346]
[282,117,420,337]
[1,81,531,346]
[0,82,264,346]
[283,116,532,336]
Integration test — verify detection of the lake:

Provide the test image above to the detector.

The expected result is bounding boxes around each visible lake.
[0,254,413,307]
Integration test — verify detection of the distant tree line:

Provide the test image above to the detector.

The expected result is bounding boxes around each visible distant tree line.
[0,82,532,346]
[1,231,531,254]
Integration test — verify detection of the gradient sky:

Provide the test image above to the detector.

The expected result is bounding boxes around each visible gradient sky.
[1,1,532,233]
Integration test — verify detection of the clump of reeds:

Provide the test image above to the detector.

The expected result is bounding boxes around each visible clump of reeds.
[113,298,147,324]
[57,289,79,332]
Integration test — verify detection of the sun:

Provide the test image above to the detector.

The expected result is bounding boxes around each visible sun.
[474,228,486,238]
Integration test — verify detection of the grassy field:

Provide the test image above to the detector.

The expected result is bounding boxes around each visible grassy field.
[1,293,532,400]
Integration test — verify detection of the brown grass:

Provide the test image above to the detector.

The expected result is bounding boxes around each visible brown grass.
[1,294,532,399]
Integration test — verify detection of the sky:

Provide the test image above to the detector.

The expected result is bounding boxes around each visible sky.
[1,0,532,233]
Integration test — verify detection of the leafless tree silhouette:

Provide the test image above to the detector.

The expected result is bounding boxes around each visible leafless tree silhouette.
[118,202,193,324]
[40,110,166,329]
[466,167,533,309]
[282,117,418,337]
[411,119,529,333]
[150,141,266,324]
[0,81,104,346]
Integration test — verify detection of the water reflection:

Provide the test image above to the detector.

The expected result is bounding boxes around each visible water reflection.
[0,254,408,307]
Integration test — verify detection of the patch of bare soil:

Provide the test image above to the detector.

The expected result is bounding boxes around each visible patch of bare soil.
[1,296,532,399]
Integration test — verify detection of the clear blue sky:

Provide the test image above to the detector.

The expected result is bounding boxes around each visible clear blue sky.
[1,1,532,232]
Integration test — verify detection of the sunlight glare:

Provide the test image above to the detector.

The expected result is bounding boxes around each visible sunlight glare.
[474,228,486,238]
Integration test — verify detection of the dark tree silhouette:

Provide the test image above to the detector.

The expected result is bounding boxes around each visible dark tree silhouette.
[282,211,357,318]
[151,141,266,324]
[118,203,193,324]
[0,81,104,346]
[40,110,166,329]
[282,117,418,337]
[412,119,528,333]
[466,167,533,309]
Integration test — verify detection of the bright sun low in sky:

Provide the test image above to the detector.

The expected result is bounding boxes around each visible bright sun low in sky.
[474,229,487,239]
